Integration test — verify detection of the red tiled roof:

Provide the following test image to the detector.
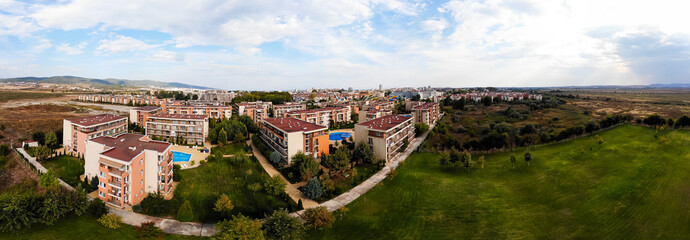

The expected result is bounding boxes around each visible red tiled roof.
[357,115,412,131]
[133,106,161,111]
[149,113,208,120]
[263,118,327,133]
[90,134,170,162]
[67,114,126,127]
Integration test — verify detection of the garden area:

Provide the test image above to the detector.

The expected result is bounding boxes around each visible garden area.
[41,155,84,187]
[140,141,293,223]
[306,125,690,239]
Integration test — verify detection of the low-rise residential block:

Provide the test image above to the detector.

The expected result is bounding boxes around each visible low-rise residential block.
[411,102,440,126]
[260,118,329,164]
[145,113,209,145]
[63,114,128,155]
[284,107,351,127]
[129,106,162,126]
[84,134,173,208]
[355,115,414,163]
[272,102,306,117]
[359,108,392,123]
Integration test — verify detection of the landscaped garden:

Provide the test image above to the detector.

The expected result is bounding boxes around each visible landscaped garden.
[306,125,690,239]
[140,141,293,223]
[41,155,84,186]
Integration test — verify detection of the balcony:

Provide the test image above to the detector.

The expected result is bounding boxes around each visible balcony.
[108,180,122,189]
[105,198,122,207]
[107,168,123,177]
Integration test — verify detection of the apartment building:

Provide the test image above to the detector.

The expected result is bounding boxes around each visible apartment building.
[145,113,209,145]
[63,114,128,155]
[84,134,173,208]
[129,106,162,126]
[164,104,232,119]
[284,107,351,127]
[272,102,306,117]
[354,115,414,163]
[361,101,395,111]
[411,102,440,126]
[260,118,329,164]
[234,101,272,122]
[359,108,392,123]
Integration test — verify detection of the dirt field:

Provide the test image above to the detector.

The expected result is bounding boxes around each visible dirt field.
[555,89,690,119]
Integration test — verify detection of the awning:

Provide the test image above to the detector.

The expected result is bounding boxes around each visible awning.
[99,158,125,169]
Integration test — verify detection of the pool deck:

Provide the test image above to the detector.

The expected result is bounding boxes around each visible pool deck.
[171,145,210,169]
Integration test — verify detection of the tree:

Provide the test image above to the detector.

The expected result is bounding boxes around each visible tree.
[269,151,282,165]
[303,177,323,200]
[643,114,666,127]
[414,123,429,137]
[73,185,88,216]
[39,170,60,189]
[214,194,234,217]
[462,151,472,173]
[676,115,690,128]
[294,153,319,181]
[31,131,46,145]
[177,200,194,222]
[302,206,334,229]
[263,209,305,240]
[34,145,52,161]
[215,214,264,240]
[89,176,99,192]
[87,198,108,218]
[439,152,450,166]
[44,132,58,149]
[218,128,228,145]
[353,143,376,164]
[264,176,286,196]
[248,183,263,195]
[667,118,675,127]
[510,154,517,168]
[136,221,163,239]
[400,138,409,151]
[322,147,350,173]
[0,192,36,232]
[524,151,532,166]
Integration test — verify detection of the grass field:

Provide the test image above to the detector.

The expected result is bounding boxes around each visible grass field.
[0,214,202,240]
[211,142,248,155]
[42,155,84,186]
[0,91,63,103]
[307,125,690,239]
[172,145,290,222]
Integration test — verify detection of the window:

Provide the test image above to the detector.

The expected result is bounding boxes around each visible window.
[140,189,143,194]
[99,191,105,197]
[140,180,143,185]
[99,182,106,188]
[140,159,143,165]
[140,170,143,175]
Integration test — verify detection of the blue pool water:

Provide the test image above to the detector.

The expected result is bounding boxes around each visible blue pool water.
[172,151,192,162]
[329,132,352,141]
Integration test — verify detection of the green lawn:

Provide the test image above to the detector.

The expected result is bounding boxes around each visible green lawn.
[0,214,202,240]
[210,142,248,155]
[42,155,84,186]
[173,155,290,222]
[307,125,690,239]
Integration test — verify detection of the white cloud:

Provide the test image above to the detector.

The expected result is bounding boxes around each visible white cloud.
[56,42,87,55]
[96,35,157,53]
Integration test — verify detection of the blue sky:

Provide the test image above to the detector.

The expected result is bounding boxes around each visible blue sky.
[1,0,689,90]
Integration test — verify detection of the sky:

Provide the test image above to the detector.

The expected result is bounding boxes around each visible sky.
[1,0,689,90]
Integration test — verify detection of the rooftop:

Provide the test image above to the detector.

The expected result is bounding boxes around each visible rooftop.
[357,115,412,131]
[411,102,438,110]
[133,106,161,111]
[90,134,170,162]
[66,114,126,127]
[149,113,208,120]
[285,107,346,115]
[263,117,327,133]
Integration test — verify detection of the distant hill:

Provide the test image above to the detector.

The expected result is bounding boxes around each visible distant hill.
[0,76,214,89]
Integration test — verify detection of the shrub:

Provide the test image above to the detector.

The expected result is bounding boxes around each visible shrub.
[136,221,163,239]
[269,151,282,165]
[132,205,142,213]
[87,198,108,218]
[172,165,182,182]
[214,194,234,218]
[215,214,263,240]
[303,178,323,200]
[302,206,334,228]
[263,209,305,240]
[98,214,122,229]
[176,200,194,222]
[264,175,286,196]
[414,123,429,137]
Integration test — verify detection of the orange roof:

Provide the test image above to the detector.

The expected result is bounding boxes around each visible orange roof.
[90,134,170,162]
[357,115,412,131]
[263,118,327,133]
[67,114,126,127]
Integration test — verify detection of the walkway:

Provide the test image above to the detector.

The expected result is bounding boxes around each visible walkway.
[290,118,439,217]
[246,138,320,208]
[16,147,72,190]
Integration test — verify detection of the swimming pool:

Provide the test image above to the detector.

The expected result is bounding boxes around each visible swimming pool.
[329,132,352,141]
[172,151,192,162]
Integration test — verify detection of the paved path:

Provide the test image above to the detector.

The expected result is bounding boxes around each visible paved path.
[290,118,439,217]
[16,148,73,190]
[246,138,320,208]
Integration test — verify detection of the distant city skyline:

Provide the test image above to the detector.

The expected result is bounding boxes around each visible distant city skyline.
[1,0,689,90]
